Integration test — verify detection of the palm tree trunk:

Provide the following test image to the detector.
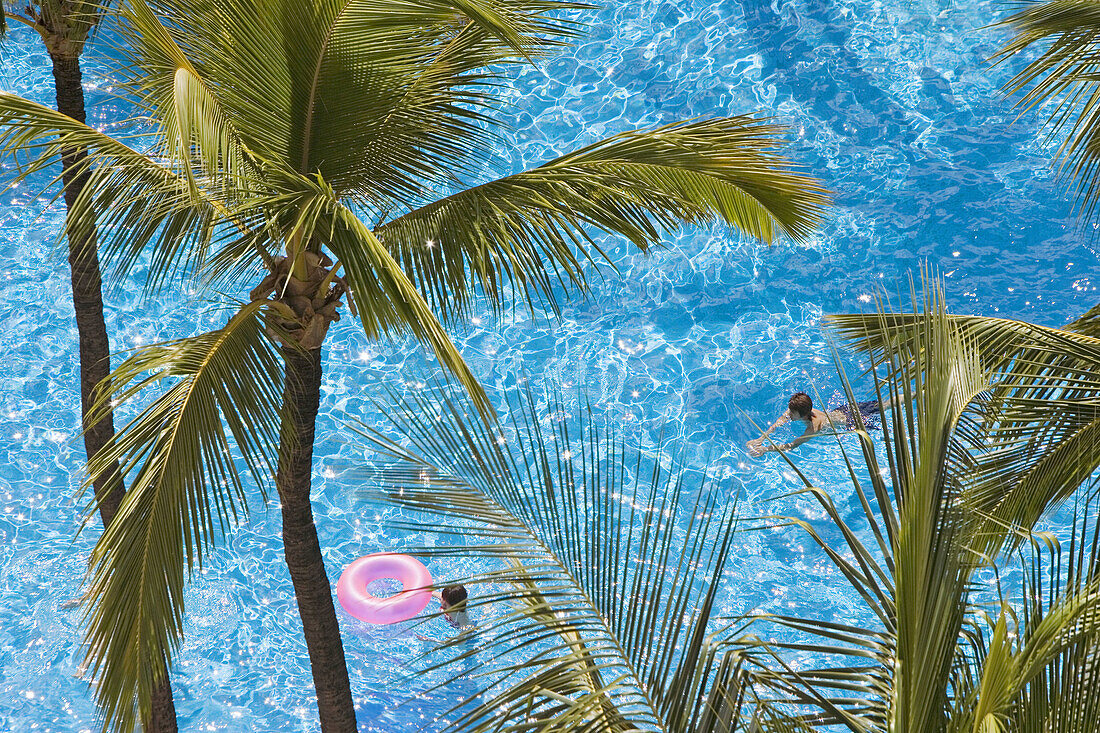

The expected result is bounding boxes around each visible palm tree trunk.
[49,51,179,733]
[276,345,356,732]
[149,656,179,733]
[49,52,124,529]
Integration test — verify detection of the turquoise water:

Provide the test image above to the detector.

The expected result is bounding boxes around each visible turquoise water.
[0,0,1094,730]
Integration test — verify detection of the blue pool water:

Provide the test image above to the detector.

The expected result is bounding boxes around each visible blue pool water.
[0,0,1095,730]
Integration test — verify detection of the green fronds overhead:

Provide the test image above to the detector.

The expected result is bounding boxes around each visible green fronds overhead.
[745,291,990,730]
[878,290,987,732]
[945,513,1100,733]
[0,95,492,414]
[327,195,492,416]
[737,279,1100,732]
[116,0,254,192]
[354,384,745,732]
[377,116,828,320]
[0,2,832,728]
[0,91,221,291]
[1,0,828,384]
[79,302,286,733]
[825,278,1100,559]
[109,0,587,201]
[994,0,1100,222]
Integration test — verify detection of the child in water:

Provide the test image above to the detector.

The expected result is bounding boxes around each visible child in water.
[438,584,472,629]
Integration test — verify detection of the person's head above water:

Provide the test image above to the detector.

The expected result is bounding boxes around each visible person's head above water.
[788,392,813,419]
[440,584,471,629]
[440,584,468,612]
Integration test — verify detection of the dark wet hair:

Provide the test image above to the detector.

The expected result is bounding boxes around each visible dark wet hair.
[441,584,468,610]
[788,392,813,418]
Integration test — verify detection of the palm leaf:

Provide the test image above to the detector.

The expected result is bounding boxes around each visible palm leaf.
[218,173,493,416]
[377,116,829,320]
[743,278,1100,733]
[993,0,1100,222]
[739,285,1006,731]
[951,500,1100,733]
[0,91,229,291]
[331,197,492,417]
[825,279,1100,559]
[351,383,744,732]
[286,0,586,196]
[78,301,286,732]
[111,0,258,193]
[117,0,584,206]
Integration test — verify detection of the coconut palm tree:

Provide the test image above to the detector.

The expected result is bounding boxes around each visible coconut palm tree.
[364,284,1100,732]
[0,0,827,729]
[0,3,178,729]
[994,0,1100,221]
[2,0,124,535]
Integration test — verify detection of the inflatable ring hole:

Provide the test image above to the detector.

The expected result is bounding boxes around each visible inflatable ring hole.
[365,577,403,598]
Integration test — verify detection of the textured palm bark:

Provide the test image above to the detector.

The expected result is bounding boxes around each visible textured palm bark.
[50,52,124,529]
[49,51,179,733]
[277,346,356,732]
[149,658,178,733]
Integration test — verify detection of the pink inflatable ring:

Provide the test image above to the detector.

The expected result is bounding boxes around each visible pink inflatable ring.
[336,553,433,624]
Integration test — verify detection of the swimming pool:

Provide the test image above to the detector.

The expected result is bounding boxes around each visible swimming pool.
[0,0,1093,729]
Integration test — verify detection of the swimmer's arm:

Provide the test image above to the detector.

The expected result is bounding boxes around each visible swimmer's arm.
[747,411,794,455]
[756,421,814,454]
[761,410,792,436]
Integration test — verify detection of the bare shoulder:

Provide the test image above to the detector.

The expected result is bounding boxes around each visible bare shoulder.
[812,408,844,431]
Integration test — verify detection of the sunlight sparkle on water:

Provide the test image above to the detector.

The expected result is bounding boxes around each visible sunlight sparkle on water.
[1,0,1097,728]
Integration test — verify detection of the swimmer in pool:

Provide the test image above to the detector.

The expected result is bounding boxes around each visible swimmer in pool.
[414,584,475,644]
[436,584,472,629]
[747,391,884,457]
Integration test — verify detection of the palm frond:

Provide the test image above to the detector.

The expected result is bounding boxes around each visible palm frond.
[113,0,254,186]
[0,91,229,290]
[741,282,1010,731]
[886,292,990,730]
[109,0,293,165]
[117,0,584,207]
[1013,495,1100,732]
[1064,300,1100,338]
[825,280,1100,559]
[352,383,743,732]
[993,0,1100,222]
[286,0,587,196]
[952,497,1100,733]
[79,301,285,733]
[741,276,1100,733]
[231,172,492,416]
[377,116,829,321]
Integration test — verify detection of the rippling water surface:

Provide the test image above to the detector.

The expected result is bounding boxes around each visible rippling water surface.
[0,0,1095,730]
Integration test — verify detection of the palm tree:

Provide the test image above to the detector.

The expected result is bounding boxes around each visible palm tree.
[365,283,1100,732]
[728,281,1100,730]
[356,384,753,732]
[0,2,178,729]
[994,0,1100,221]
[0,0,828,729]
